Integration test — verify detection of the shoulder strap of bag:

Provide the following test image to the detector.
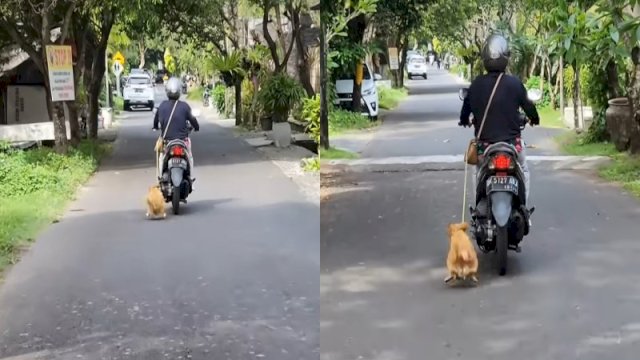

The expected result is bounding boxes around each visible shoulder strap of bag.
[161,100,179,140]
[476,72,504,140]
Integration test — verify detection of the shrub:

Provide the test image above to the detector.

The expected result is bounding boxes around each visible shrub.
[213,84,226,114]
[329,109,372,133]
[258,73,305,123]
[302,95,320,144]
[0,140,109,270]
[0,141,108,198]
[378,86,408,110]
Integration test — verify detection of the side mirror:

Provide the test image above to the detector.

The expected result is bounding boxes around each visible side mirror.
[527,88,543,103]
[374,73,382,81]
[458,88,469,101]
[192,109,202,117]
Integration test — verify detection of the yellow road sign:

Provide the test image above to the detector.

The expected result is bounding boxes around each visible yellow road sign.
[113,51,125,65]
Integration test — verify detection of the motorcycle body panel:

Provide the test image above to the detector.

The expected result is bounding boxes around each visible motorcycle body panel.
[159,139,192,203]
[471,142,532,255]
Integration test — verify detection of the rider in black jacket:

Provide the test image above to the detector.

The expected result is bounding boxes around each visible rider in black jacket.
[459,34,540,205]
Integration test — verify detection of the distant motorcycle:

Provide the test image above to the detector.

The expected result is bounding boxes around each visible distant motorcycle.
[202,85,212,107]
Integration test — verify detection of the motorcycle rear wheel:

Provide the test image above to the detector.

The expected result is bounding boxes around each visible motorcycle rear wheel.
[172,186,180,215]
[496,225,508,276]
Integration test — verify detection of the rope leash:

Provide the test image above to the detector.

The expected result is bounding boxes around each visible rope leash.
[461,154,469,222]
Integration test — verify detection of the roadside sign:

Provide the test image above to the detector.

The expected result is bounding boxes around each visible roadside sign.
[45,45,75,102]
[113,51,125,65]
[388,47,399,70]
[112,61,123,76]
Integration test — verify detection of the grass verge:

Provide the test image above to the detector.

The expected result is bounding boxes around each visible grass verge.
[113,96,124,115]
[538,106,564,128]
[557,132,640,197]
[329,109,379,136]
[0,140,112,272]
[378,86,408,110]
[187,86,204,101]
[320,147,359,160]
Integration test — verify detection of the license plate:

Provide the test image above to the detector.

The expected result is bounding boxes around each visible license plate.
[170,158,187,168]
[486,176,519,194]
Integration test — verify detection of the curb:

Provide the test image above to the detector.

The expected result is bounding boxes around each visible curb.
[321,155,612,173]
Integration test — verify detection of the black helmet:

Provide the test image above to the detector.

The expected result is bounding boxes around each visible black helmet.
[481,34,510,72]
[165,77,182,100]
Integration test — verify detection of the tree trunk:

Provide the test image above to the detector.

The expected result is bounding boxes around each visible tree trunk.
[606,59,621,99]
[628,47,640,154]
[539,54,545,92]
[351,60,363,113]
[83,14,114,139]
[398,44,407,88]
[66,101,81,145]
[573,64,580,129]
[295,19,314,96]
[138,39,146,69]
[547,56,556,108]
[42,48,69,153]
[235,77,242,126]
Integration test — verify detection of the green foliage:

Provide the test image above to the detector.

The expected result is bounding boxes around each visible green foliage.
[241,79,257,126]
[323,0,378,42]
[329,109,376,134]
[302,95,321,144]
[378,86,408,110]
[301,157,320,172]
[319,147,359,160]
[0,141,110,269]
[208,51,246,87]
[187,86,205,101]
[0,142,108,198]
[258,73,305,122]
[213,84,226,114]
[525,76,552,108]
[163,47,177,74]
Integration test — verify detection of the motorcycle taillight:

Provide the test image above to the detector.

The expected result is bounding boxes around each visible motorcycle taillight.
[492,154,512,170]
[171,146,184,157]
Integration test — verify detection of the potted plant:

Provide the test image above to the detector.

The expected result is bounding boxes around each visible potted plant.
[258,73,305,147]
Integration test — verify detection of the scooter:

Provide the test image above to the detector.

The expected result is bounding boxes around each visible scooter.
[458,88,542,276]
[152,108,201,215]
[202,85,212,107]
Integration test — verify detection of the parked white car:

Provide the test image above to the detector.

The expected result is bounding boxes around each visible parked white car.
[407,56,428,79]
[334,63,382,120]
[123,74,155,111]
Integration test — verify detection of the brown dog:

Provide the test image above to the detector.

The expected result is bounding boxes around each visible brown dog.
[146,185,166,219]
[445,222,479,284]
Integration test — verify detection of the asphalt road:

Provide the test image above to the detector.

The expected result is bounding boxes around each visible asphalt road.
[0,98,319,359]
[321,68,640,360]
[333,69,565,157]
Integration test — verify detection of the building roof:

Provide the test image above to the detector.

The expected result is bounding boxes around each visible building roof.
[0,47,30,78]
